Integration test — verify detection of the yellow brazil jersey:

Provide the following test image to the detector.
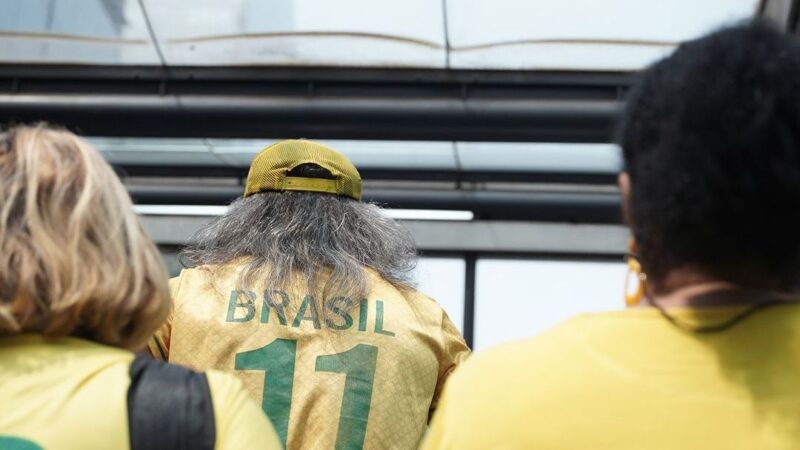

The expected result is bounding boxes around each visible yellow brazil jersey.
[149,263,470,450]
[0,334,281,450]
[422,304,800,450]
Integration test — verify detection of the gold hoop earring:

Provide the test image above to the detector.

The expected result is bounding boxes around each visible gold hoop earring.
[625,239,647,307]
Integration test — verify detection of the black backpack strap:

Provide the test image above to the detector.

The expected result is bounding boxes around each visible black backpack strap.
[127,354,216,450]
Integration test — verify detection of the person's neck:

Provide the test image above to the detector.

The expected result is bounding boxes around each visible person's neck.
[643,268,794,308]
[645,281,738,308]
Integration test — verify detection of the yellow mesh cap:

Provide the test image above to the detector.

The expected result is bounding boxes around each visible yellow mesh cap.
[244,140,362,201]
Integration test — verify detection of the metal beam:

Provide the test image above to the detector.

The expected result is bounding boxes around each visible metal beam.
[140,214,629,255]
[0,65,629,142]
[0,93,620,142]
[127,185,623,223]
[115,164,618,185]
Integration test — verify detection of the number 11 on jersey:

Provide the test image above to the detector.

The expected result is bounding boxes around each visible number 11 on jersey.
[235,339,378,450]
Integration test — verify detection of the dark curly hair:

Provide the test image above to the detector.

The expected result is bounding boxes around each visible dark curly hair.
[619,21,800,291]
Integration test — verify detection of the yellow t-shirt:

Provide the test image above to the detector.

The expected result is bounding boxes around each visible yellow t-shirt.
[149,264,470,450]
[0,334,281,450]
[423,305,800,450]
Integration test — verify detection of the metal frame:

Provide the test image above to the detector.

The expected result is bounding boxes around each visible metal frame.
[142,214,628,255]
[1,65,627,222]
[116,164,618,185]
[417,250,625,348]
[758,0,800,31]
[462,253,477,347]
[0,65,630,142]
[128,184,622,223]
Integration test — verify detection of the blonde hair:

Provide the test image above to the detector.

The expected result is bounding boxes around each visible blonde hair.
[0,124,170,350]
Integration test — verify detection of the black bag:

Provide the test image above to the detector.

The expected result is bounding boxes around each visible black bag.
[127,355,216,450]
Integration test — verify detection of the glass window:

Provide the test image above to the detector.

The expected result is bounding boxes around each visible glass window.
[96,137,627,174]
[0,0,159,64]
[89,137,221,167]
[447,0,757,70]
[96,137,458,171]
[209,139,457,170]
[413,256,466,334]
[0,0,758,69]
[474,258,625,349]
[457,142,621,174]
[142,0,446,67]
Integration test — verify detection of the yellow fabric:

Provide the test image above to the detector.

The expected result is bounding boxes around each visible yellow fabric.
[244,140,362,200]
[149,263,470,450]
[0,334,281,450]
[423,305,800,450]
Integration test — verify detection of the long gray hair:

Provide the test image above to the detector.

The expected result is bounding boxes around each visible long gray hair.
[181,191,417,300]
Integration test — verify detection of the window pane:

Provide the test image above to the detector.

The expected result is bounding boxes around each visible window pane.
[97,137,625,174]
[448,0,756,70]
[414,257,466,334]
[142,0,446,67]
[93,137,457,171]
[457,142,621,174]
[474,258,625,349]
[0,0,758,69]
[0,0,159,64]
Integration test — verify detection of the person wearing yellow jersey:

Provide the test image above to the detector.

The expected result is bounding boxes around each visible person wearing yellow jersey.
[423,22,800,450]
[149,139,470,450]
[0,125,281,450]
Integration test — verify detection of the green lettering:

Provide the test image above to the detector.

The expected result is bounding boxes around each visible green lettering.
[0,437,43,450]
[374,300,396,336]
[262,289,290,325]
[324,297,354,330]
[292,295,321,329]
[226,290,255,322]
[316,344,378,449]
[235,339,296,447]
[358,299,368,332]
[235,341,378,450]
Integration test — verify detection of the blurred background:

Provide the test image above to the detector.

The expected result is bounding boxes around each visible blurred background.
[0,0,786,349]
